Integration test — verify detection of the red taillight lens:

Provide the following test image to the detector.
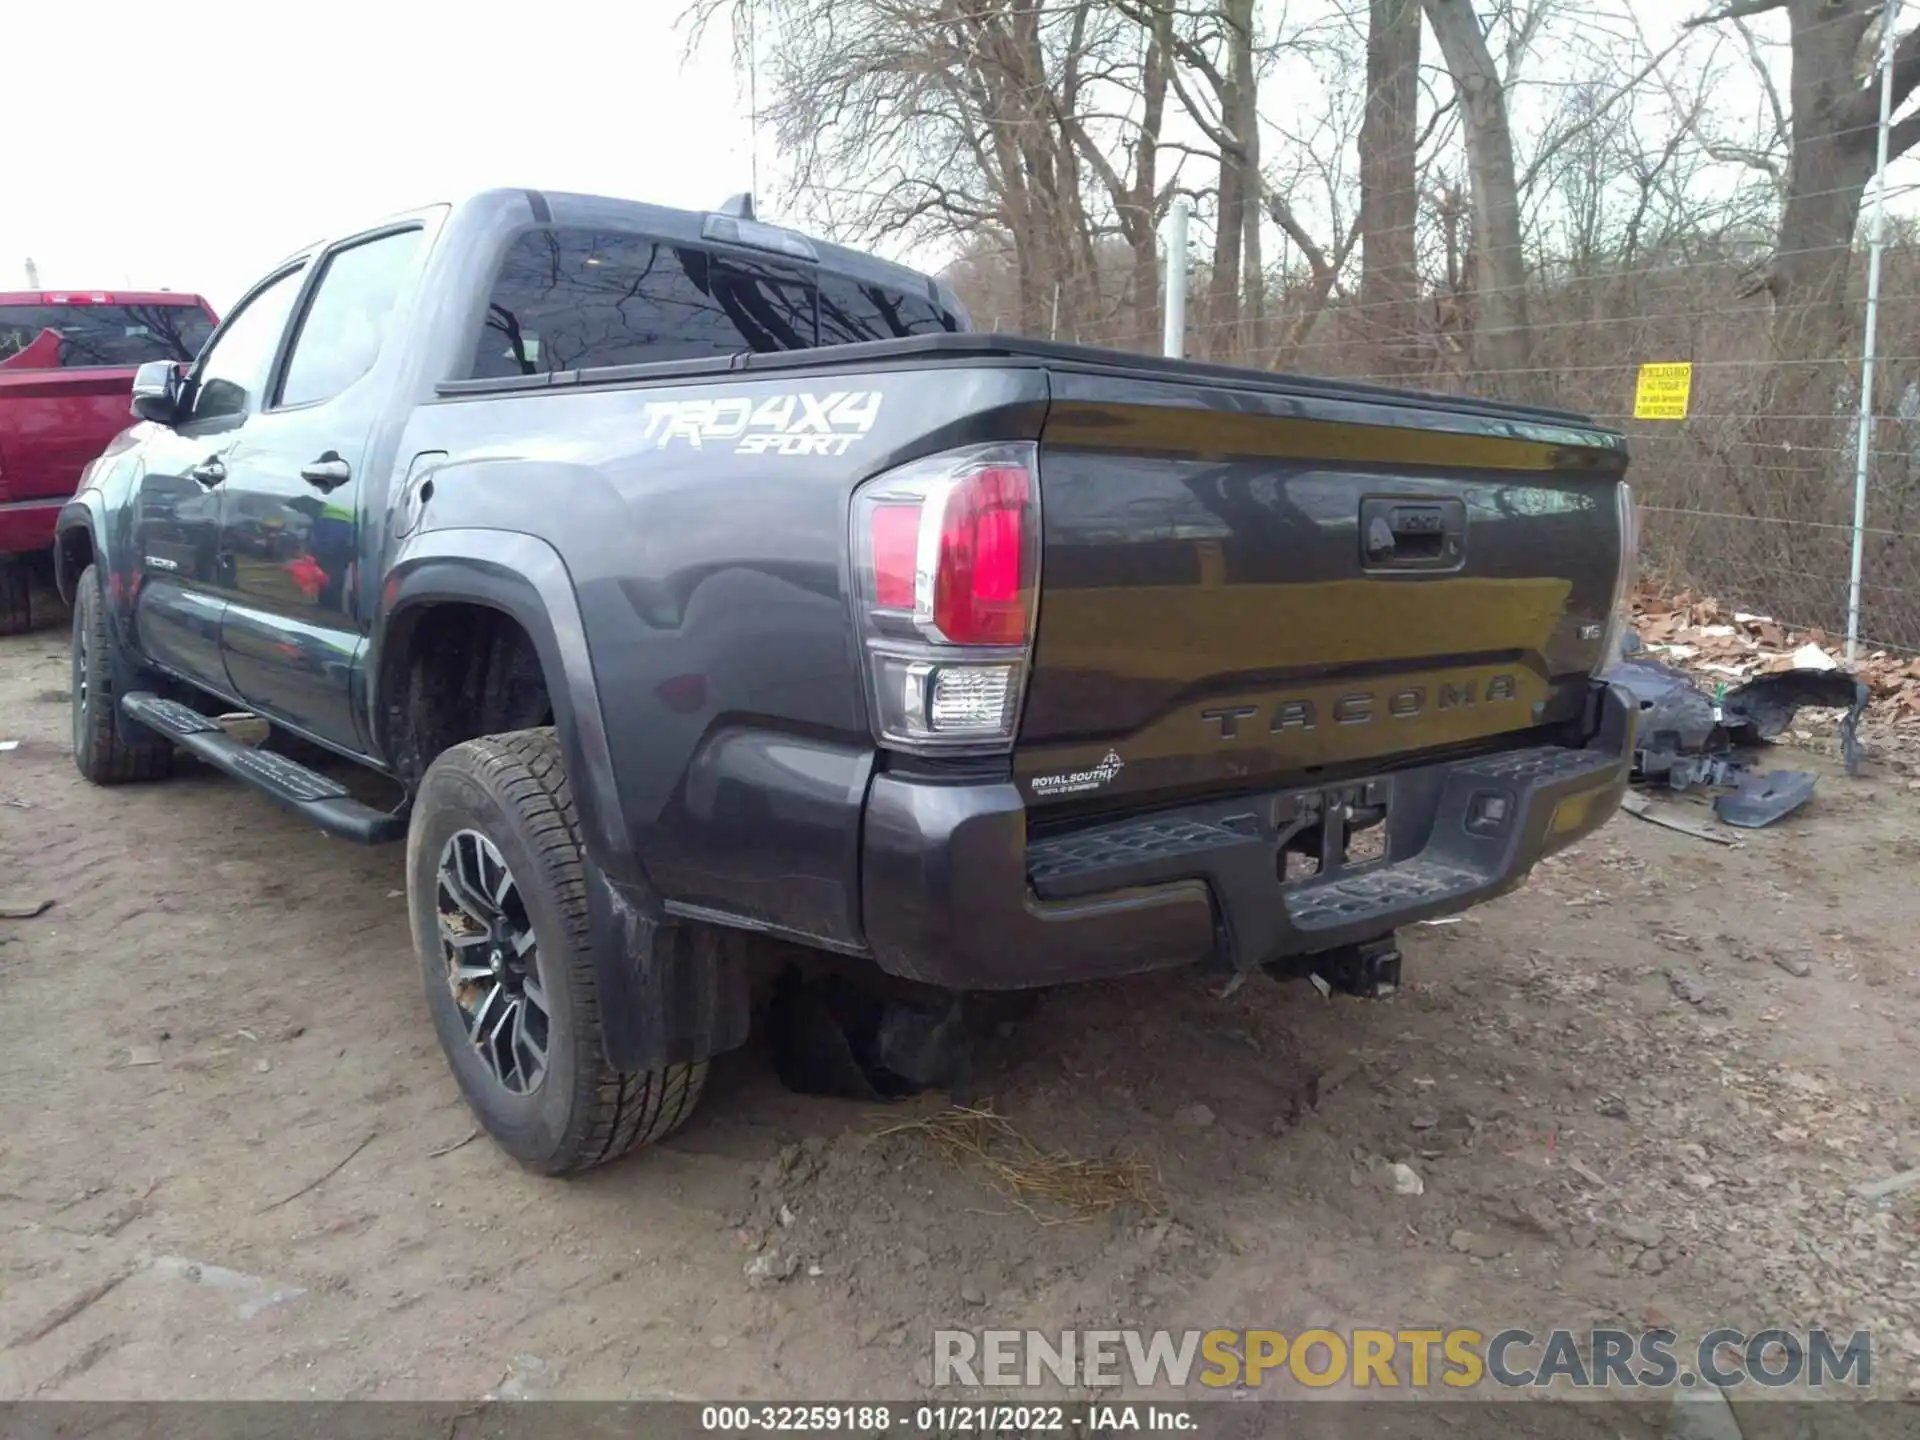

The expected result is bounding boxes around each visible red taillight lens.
[870,502,921,611]
[932,465,1030,646]
[851,442,1040,754]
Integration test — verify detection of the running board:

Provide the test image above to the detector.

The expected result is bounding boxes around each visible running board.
[120,692,405,844]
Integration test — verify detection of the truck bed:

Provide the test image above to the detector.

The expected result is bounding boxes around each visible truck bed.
[440,330,1616,435]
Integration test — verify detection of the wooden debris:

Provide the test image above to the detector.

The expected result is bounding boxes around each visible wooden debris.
[1633,582,1920,719]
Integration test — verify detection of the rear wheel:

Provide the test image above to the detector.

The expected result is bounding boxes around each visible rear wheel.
[71,564,173,784]
[407,729,708,1174]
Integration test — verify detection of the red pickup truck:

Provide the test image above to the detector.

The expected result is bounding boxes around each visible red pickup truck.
[0,291,217,631]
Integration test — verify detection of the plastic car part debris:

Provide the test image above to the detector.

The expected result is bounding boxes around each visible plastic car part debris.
[767,964,972,1102]
[1714,770,1818,828]
[1619,792,1743,847]
[1604,654,1720,770]
[1720,671,1871,776]
[1602,641,1871,780]
[1659,753,1751,792]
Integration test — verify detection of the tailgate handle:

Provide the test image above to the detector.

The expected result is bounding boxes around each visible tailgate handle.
[1361,498,1465,569]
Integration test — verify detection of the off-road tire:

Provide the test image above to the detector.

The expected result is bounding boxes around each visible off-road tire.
[408,728,708,1174]
[71,564,174,784]
[0,560,31,636]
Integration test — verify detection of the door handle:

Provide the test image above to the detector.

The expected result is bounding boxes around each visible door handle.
[300,455,352,492]
[1359,497,1465,569]
[189,455,227,487]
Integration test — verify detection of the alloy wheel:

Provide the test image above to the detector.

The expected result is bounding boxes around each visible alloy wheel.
[436,829,551,1095]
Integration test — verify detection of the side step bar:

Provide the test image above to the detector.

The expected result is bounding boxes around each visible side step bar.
[121,692,405,844]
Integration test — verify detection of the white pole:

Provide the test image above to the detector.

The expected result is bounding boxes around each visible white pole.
[1848,0,1900,662]
[1163,199,1189,358]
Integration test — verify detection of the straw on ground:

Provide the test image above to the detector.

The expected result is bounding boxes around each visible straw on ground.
[882,1103,1161,1223]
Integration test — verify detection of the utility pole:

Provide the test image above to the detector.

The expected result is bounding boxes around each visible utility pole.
[1846,0,1901,662]
[1161,200,1189,359]
[23,257,39,288]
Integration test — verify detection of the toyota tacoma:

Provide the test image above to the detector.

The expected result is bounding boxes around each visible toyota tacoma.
[55,189,1637,1173]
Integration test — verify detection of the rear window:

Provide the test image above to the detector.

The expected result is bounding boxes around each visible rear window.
[0,303,215,371]
[471,227,959,379]
[817,277,955,346]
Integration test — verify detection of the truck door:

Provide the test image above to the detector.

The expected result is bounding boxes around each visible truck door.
[215,225,424,755]
[129,265,307,694]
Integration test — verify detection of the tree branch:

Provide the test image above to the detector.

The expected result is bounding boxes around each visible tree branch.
[1704,143,1783,181]
[1518,32,1687,193]
[1684,0,1786,29]
[1890,109,1920,162]
[1417,93,1460,153]
[1846,22,1920,131]
[1266,193,1335,283]
[1731,17,1788,157]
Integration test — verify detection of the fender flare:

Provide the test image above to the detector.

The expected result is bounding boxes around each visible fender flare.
[53,495,142,672]
[375,528,635,879]
[52,496,108,606]
[376,531,749,1071]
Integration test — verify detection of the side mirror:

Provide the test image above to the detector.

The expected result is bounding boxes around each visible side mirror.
[130,360,185,424]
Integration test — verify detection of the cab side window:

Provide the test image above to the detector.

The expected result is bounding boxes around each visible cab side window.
[190,266,306,423]
[278,229,423,408]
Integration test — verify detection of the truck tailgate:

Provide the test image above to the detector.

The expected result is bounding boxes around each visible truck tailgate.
[1016,370,1628,811]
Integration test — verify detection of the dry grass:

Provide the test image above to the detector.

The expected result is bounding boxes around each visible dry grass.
[881,1103,1162,1224]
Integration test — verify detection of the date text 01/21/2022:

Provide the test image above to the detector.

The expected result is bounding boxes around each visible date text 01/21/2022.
[698,1404,1198,1432]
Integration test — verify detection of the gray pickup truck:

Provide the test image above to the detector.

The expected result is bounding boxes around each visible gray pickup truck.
[56,188,1636,1173]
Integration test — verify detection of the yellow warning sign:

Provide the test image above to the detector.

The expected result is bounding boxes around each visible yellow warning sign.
[1634,362,1693,420]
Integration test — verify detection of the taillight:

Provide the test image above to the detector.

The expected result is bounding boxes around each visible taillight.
[851,442,1041,753]
[931,464,1030,645]
[869,504,920,610]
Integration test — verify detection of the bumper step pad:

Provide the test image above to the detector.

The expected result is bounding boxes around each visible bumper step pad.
[1022,732,1628,963]
[1284,857,1481,931]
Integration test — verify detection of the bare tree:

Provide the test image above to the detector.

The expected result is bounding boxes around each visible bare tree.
[1358,0,1423,377]
[683,0,1158,337]
[1055,17,1174,344]
[1421,0,1534,389]
[1118,0,1264,358]
[1689,0,1920,364]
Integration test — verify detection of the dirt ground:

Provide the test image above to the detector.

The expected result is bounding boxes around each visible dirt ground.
[3,619,1919,1424]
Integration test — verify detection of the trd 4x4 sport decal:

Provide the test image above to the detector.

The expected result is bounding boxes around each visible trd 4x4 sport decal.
[639,390,883,456]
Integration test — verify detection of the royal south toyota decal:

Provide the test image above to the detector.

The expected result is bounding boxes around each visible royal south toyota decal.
[639,390,883,456]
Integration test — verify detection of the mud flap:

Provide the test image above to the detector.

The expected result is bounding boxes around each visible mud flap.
[582,863,753,1071]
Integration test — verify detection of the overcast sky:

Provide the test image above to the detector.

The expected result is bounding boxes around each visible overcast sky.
[6,0,1910,314]
[3,0,769,308]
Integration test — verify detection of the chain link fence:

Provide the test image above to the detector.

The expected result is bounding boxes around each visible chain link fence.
[967,228,1920,658]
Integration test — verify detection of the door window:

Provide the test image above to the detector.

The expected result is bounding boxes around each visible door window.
[278,229,424,408]
[189,267,307,423]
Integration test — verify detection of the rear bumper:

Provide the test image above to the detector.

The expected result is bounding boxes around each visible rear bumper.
[0,500,59,557]
[862,682,1633,989]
